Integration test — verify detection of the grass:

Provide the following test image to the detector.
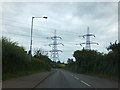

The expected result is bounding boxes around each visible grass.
[78,72,119,81]
[3,69,51,81]
[65,68,118,81]
[93,73,119,81]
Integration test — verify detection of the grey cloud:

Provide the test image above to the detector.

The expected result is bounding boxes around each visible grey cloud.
[2,2,118,63]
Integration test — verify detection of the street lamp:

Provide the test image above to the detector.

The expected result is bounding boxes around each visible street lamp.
[29,16,48,60]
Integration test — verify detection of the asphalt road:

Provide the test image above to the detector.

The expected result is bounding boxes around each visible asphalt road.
[36,69,118,88]
[2,69,119,89]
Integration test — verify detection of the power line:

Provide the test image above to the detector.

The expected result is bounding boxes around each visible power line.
[2,23,80,36]
[1,18,82,36]
[2,31,49,44]
[3,31,78,45]
[2,21,83,43]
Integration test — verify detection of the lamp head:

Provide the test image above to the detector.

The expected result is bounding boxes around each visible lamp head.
[43,16,48,19]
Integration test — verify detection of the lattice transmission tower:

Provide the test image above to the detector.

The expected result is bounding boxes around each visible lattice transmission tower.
[47,30,64,62]
[76,27,99,50]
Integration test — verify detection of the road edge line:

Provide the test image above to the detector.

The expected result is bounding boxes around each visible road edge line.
[32,70,56,89]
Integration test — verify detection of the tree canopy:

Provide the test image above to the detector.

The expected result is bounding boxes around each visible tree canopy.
[66,41,119,77]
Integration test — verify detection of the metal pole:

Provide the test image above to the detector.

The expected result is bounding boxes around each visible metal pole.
[30,17,34,60]
[29,16,47,60]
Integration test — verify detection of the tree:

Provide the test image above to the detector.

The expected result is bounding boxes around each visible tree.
[67,58,73,64]
[2,37,29,73]
[66,40,119,77]
[33,48,53,66]
[107,40,119,53]
[57,60,61,64]
[34,48,48,58]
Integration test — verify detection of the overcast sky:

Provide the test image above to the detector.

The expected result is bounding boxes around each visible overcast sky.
[1,2,118,63]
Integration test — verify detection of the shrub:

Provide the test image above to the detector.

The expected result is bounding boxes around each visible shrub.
[2,37,29,73]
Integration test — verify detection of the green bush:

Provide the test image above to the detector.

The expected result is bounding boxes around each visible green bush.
[2,37,29,73]
[28,58,51,71]
[2,37,52,80]
[66,41,119,78]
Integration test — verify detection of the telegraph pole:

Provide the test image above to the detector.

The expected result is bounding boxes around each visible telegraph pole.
[47,30,64,62]
[77,27,98,50]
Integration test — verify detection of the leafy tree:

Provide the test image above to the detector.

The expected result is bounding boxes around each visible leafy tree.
[57,60,61,64]
[2,37,29,73]
[2,37,52,80]
[34,48,48,57]
[67,58,74,64]
[33,48,52,67]
[66,40,119,78]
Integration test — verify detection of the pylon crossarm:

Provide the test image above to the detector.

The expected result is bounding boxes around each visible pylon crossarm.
[89,41,99,45]
[56,36,62,39]
[89,34,95,37]
[82,34,95,37]
[58,43,64,46]
[49,50,62,52]
[80,43,86,45]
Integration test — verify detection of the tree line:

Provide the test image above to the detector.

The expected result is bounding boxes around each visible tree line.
[2,36,119,80]
[2,37,52,80]
[66,41,119,78]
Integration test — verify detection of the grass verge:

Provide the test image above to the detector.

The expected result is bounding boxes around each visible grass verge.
[3,69,51,81]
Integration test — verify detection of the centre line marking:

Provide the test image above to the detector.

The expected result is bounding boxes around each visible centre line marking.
[74,77,79,80]
[80,80,91,87]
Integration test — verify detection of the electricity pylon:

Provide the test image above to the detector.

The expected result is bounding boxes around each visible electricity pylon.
[76,27,98,50]
[47,30,64,62]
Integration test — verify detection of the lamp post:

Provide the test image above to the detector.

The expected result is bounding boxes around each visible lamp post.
[29,16,48,60]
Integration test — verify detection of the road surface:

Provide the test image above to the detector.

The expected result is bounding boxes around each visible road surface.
[36,69,118,88]
[2,69,119,89]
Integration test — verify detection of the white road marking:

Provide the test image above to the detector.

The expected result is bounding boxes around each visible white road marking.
[80,80,91,87]
[74,76,79,80]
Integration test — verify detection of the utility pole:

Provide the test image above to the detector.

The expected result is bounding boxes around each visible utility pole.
[47,30,64,62]
[76,27,98,50]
